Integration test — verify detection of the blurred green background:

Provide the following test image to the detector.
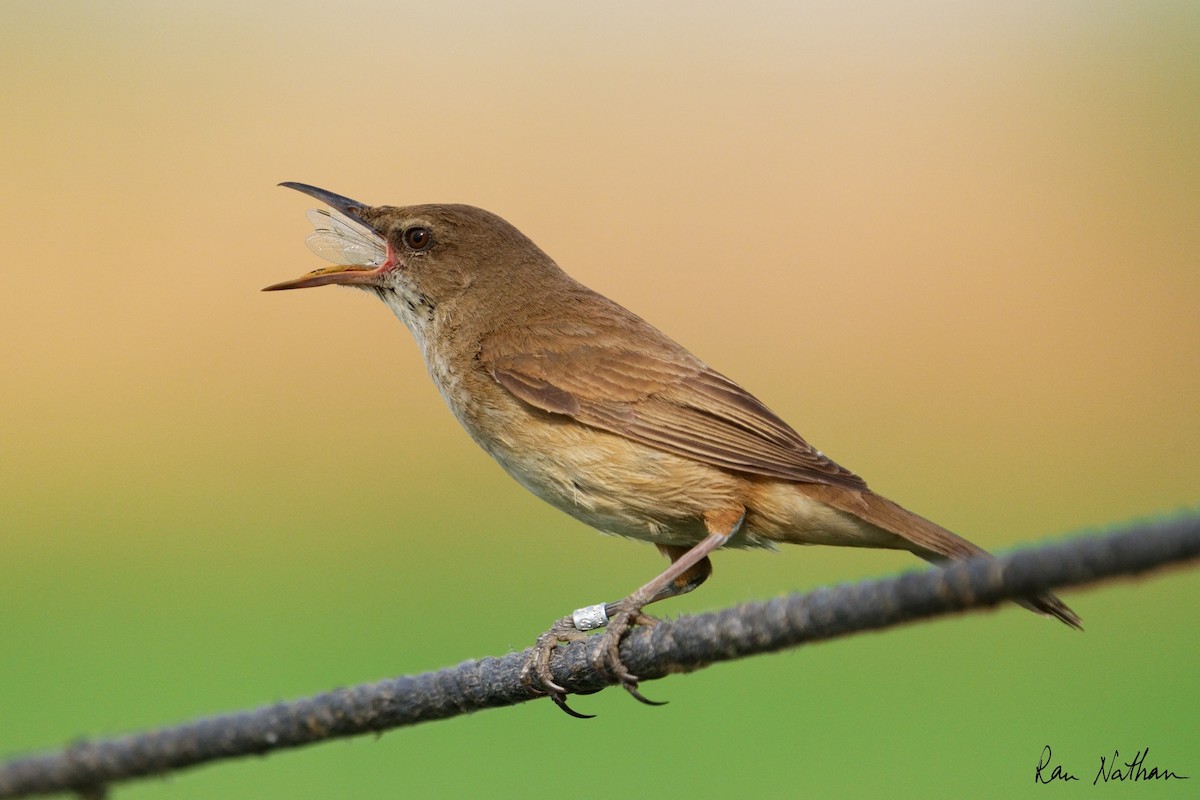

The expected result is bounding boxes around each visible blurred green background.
[2,1,1198,797]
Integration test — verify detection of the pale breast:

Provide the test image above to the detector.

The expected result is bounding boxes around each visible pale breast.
[416,314,773,548]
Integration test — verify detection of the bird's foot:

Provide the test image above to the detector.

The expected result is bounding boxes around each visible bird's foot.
[590,600,666,708]
[520,614,595,718]
[521,600,665,716]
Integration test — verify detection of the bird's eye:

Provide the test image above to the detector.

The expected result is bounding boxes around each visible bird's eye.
[402,226,433,252]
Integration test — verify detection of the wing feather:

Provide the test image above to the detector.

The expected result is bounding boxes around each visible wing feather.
[482,328,866,490]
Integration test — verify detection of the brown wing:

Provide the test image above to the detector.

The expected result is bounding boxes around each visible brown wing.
[480,329,866,491]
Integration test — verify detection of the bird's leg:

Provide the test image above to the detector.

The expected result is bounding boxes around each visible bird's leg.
[519,548,714,717]
[523,508,743,715]
[591,535,727,705]
[651,542,715,600]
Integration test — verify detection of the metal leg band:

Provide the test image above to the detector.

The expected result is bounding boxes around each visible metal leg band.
[572,603,609,631]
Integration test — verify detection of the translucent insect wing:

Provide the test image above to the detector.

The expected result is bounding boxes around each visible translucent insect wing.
[303,208,386,267]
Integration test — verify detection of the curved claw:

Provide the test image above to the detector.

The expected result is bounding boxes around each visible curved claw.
[587,606,668,708]
[522,666,594,718]
[520,615,598,718]
[550,693,596,719]
[622,682,668,707]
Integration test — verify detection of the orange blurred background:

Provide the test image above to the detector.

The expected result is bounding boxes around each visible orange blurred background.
[2,2,1197,798]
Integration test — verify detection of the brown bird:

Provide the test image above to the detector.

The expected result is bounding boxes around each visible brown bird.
[266,182,1081,716]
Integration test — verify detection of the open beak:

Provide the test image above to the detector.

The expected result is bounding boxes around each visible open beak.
[279,181,371,220]
[261,262,380,291]
[263,182,386,291]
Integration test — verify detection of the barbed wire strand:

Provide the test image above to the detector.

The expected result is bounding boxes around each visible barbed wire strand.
[1,512,1197,799]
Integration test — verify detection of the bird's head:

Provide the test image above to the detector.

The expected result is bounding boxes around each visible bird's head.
[265,182,561,338]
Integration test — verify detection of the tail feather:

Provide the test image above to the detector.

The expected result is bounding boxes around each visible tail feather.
[802,484,1083,630]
